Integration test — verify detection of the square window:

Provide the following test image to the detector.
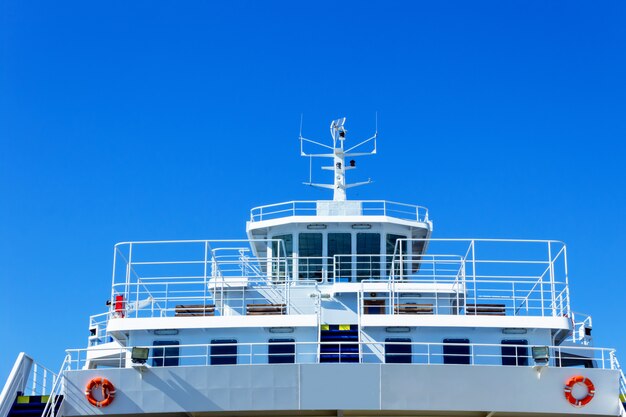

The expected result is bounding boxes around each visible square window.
[385,338,411,363]
[268,339,295,364]
[443,338,470,365]
[501,340,529,366]
[152,341,179,367]
[210,339,237,365]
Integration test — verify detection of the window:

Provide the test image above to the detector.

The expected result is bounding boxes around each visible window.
[386,234,407,276]
[152,341,179,367]
[328,233,351,281]
[385,338,411,363]
[501,340,528,366]
[299,233,323,281]
[268,339,295,364]
[272,234,293,277]
[443,338,471,365]
[272,234,293,256]
[556,352,594,368]
[356,233,380,280]
[210,339,237,365]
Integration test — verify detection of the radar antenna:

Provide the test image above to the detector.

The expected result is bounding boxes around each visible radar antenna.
[300,117,377,201]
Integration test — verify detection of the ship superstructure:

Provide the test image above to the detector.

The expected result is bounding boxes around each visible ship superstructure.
[1,118,625,417]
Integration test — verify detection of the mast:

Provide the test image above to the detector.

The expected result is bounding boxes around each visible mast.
[300,117,377,201]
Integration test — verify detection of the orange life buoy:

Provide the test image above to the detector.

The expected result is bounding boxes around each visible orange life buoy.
[564,375,595,407]
[85,377,115,408]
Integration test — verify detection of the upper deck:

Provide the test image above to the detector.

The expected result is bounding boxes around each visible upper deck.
[249,200,430,224]
[89,238,575,344]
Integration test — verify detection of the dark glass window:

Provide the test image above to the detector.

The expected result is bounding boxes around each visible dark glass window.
[385,338,411,363]
[272,234,293,256]
[328,233,352,280]
[268,338,295,364]
[272,234,293,277]
[386,234,407,276]
[210,339,237,365]
[299,233,323,281]
[501,340,529,366]
[356,233,380,280]
[152,340,179,367]
[443,338,471,365]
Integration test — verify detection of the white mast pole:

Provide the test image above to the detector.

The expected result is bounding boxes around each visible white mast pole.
[331,118,347,201]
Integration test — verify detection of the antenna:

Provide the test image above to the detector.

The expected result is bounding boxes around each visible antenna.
[300,117,377,201]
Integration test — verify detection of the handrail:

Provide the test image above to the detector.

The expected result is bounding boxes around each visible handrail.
[41,355,70,417]
[0,354,58,417]
[611,352,626,415]
[249,200,429,223]
[66,342,616,370]
[0,353,32,417]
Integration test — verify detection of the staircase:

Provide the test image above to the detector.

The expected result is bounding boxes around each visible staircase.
[319,325,359,363]
[7,395,62,417]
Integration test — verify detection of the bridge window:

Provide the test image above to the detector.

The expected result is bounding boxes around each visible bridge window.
[386,234,407,276]
[268,339,295,364]
[272,234,293,256]
[272,234,293,277]
[328,233,352,281]
[152,341,179,367]
[443,338,471,365]
[357,233,380,280]
[501,340,528,366]
[385,338,412,363]
[211,339,237,365]
[299,233,323,281]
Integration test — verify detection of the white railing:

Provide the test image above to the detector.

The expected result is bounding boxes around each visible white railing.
[569,311,593,344]
[41,355,70,417]
[249,200,429,223]
[0,353,58,417]
[66,342,616,370]
[611,352,626,415]
[105,238,571,320]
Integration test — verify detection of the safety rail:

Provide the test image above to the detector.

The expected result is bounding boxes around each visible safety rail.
[249,200,429,223]
[106,238,570,320]
[611,353,626,415]
[388,239,570,318]
[0,353,58,417]
[89,312,111,346]
[67,342,616,370]
[569,311,593,345]
[41,355,70,417]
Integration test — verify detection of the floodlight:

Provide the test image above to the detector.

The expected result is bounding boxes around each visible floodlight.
[131,347,150,364]
[531,346,550,364]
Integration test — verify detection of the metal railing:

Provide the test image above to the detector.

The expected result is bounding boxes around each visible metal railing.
[101,238,571,322]
[611,352,626,415]
[249,200,429,223]
[41,355,70,417]
[66,341,616,370]
[0,353,58,417]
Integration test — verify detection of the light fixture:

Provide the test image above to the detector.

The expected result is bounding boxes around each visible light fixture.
[269,327,295,333]
[154,329,179,335]
[502,328,527,335]
[386,327,411,333]
[131,347,150,364]
[307,224,327,230]
[531,346,550,364]
[352,224,372,229]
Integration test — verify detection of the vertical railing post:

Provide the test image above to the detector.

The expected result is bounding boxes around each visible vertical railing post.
[203,241,209,307]
[31,363,37,395]
[548,241,556,316]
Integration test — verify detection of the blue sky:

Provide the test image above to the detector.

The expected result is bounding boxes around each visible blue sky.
[1,1,625,381]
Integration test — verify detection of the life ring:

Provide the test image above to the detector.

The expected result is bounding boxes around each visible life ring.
[85,377,115,408]
[564,375,595,407]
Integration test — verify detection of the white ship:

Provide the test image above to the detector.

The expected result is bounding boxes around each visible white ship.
[1,118,625,417]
